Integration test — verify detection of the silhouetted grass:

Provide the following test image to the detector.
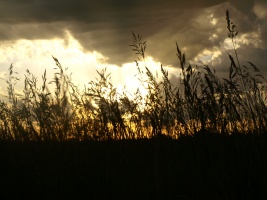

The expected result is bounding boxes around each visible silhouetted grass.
[0,10,267,199]
[0,11,266,141]
[0,11,267,141]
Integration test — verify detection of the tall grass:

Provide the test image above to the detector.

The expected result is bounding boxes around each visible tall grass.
[0,10,266,141]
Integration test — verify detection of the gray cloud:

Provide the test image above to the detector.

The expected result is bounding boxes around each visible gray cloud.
[0,0,265,70]
[0,0,225,23]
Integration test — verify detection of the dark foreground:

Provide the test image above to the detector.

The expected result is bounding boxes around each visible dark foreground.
[0,133,267,199]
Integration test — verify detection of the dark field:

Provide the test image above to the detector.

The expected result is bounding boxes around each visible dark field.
[1,133,267,199]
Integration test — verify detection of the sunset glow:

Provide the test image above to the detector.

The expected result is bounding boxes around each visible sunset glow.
[1,2,267,198]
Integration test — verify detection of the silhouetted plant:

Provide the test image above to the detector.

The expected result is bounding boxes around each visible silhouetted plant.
[0,10,266,141]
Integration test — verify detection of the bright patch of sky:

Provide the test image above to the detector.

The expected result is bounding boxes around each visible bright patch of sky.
[0,31,174,101]
[223,30,262,50]
[194,48,222,65]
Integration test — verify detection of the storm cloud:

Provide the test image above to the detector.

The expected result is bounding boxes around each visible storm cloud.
[0,0,266,74]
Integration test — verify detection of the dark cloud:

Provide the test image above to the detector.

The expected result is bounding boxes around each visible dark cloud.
[0,0,265,69]
[0,0,226,23]
[0,22,67,41]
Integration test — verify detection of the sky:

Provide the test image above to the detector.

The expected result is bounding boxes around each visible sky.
[0,0,266,99]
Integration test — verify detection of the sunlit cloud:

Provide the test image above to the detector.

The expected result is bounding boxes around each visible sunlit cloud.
[194,48,222,65]
[0,31,108,96]
[0,31,177,101]
[223,30,262,50]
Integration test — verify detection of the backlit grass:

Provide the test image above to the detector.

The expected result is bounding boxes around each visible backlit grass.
[0,10,266,141]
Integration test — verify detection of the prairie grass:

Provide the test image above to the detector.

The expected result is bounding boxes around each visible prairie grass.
[1,10,267,200]
[0,10,266,141]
